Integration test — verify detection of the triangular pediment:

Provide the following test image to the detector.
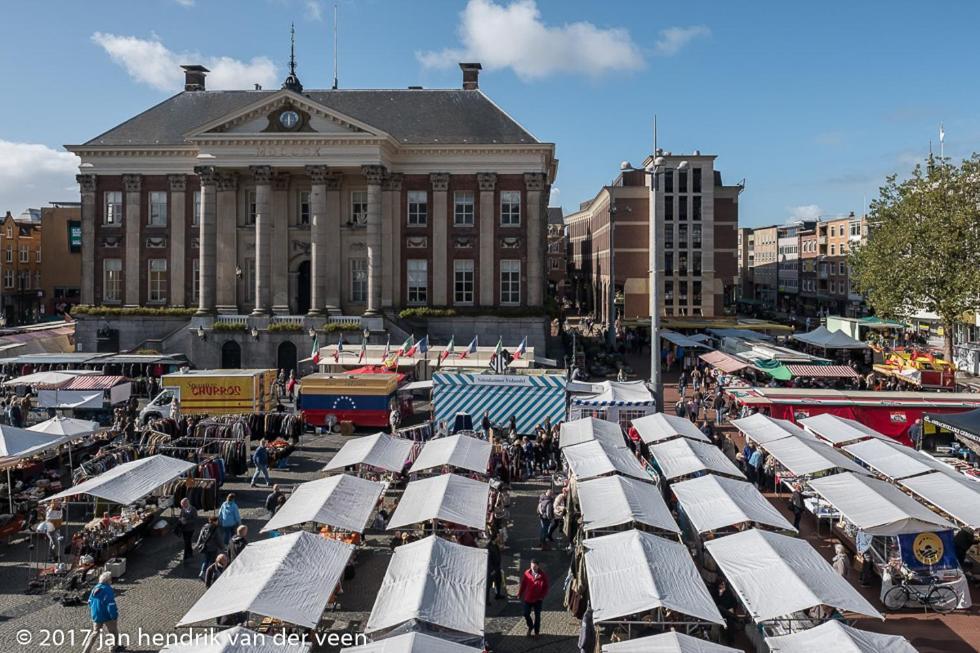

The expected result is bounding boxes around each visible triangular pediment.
[185,90,390,140]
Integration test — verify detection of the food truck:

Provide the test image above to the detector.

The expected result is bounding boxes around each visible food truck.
[298,368,413,430]
[140,369,276,423]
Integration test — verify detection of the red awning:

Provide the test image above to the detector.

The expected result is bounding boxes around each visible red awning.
[699,351,750,373]
[58,375,127,390]
[785,365,859,379]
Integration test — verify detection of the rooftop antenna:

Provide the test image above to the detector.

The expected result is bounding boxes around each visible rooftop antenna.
[332,3,339,89]
[290,22,297,77]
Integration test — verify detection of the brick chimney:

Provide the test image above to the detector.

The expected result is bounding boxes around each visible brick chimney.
[459,62,482,90]
[181,65,210,91]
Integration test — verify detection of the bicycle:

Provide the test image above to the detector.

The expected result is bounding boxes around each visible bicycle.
[882,575,959,613]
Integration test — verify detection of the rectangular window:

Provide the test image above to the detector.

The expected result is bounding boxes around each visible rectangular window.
[298,191,311,225]
[36,248,41,263]
[692,223,702,249]
[34,271,41,290]
[693,251,702,276]
[407,259,428,304]
[243,259,255,305]
[693,280,702,305]
[664,280,674,302]
[664,251,674,276]
[679,197,688,221]
[500,259,521,305]
[693,168,702,193]
[148,191,168,226]
[678,252,688,276]
[500,191,521,226]
[5,246,12,263]
[454,259,475,305]
[407,190,428,226]
[678,223,688,247]
[4,225,11,238]
[104,192,123,226]
[18,271,28,291]
[19,245,28,263]
[664,196,674,221]
[454,191,475,226]
[830,244,836,255]
[351,190,368,225]
[678,171,688,193]
[350,258,367,303]
[664,171,674,193]
[830,226,836,237]
[192,190,201,226]
[191,259,200,306]
[693,195,702,221]
[664,225,674,249]
[839,262,846,275]
[679,280,689,302]
[147,259,167,303]
[3,269,12,289]
[103,259,122,303]
[247,190,257,225]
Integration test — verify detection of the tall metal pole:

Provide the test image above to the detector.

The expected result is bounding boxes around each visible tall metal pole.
[649,168,662,411]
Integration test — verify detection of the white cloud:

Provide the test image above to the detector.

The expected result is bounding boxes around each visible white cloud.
[305,0,323,21]
[0,141,80,215]
[788,204,822,220]
[549,187,561,207]
[417,0,643,80]
[175,0,194,6]
[92,32,278,92]
[654,25,711,57]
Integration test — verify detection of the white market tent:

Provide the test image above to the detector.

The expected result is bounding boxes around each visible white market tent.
[808,472,955,535]
[578,475,680,534]
[603,631,741,653]
[900,471,980,529]
[704,528,883,622]
[649,437,745,481]
[671,474,795,534]
[2,371,80,387]
[260,473,386,534]
[632,413,711,445]
[179,531,353,629]
[762,436,870,477]
[28,416,100,438]
[842,438,950,481]
[793,326,869,350]
[563,439,653,482]
[559,417,627,450]
[386,474,489,531]
[0,424,73,461]
[660,331,712,349]
[569,380,657,423]
[323,432,413,473]
[161,626,310,653]
[43,455,195,505]
[731,414,816,446]
[409,434,491,475]
[342,633,482,653]
[799,414,892,446]
[366,535,487,637]
[765,619,918,653]
[583,529,724,624]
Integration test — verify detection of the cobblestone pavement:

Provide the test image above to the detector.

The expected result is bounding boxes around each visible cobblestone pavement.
[0,429,580,653]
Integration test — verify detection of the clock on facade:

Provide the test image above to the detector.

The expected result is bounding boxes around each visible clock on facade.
[279,110,300,129]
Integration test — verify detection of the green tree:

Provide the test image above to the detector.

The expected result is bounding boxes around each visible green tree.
[850,155,980,362]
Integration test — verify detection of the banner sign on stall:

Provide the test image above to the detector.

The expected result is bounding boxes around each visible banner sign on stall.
[899,530,957,571]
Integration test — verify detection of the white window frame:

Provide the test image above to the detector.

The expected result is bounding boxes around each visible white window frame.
[350,258,367,303]
[500,259,521,305]
[298,191,311,225]
[454,191,475,226]
[407,259,428,305]
[35,247,41,263]
[246,190,257,225]
[351,190,368,226]
[191,258,200,306]
[4,246,10,263]
[500,191,521,226]
[407,190,428,226]
[192,190,201,226]
[103,259,122,304]
[454,259,474,305]
[148,191,168,226]
[147,258,168,304]
[19,245,28,263]
[104,191,123,226]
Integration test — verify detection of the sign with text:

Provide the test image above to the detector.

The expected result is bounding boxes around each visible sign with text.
[68,221,82,252]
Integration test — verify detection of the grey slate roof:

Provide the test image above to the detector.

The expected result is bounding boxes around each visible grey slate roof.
[547,207,564,225]
[83,89,539,147]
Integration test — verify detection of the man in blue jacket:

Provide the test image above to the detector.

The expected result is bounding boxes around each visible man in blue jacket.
[82,572,121,653]
[217,493,241,546]
[250,439,272,487]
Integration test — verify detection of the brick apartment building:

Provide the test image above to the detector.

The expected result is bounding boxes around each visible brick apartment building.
[0,210,43,325]
[39,203,82,315]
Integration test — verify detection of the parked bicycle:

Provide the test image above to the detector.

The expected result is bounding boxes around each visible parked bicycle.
[882,575,958,613]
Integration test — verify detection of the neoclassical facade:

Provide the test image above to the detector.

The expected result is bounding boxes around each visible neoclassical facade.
[68,63,556,318]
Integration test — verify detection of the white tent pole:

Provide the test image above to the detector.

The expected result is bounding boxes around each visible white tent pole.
[7,469,12,514]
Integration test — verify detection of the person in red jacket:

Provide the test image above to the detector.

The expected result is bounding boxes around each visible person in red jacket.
[518,559,549,638]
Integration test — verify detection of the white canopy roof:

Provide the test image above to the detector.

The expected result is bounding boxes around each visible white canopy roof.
[799,414,891,445]
[342,633,481,653]
[705,529,883,621]
[366,535,487,636]
[671,474,795,534]
[409,434,491,475]
[563,439,653,482]
[559,417,626,449]
[387,474,489,531]
[161,626,310,653]
[649,437,745,481]
[178,531,354,628]
[763,436,870,477]
[2,371,78,387]
[603,632,741,653]
[660,331,712,349]
[766,619,918,653]
[808,472,955,535]
[323,432,413,473]
[843,438,949,481]
[570,380,656,406]
[632,412,711,445]
[260,474,385,534]
[28,416,99,438]
[793,327,869,350]
[900,471,980,529]
[0,424,73,464]
[731,414,816,445]
[43,455,194,505]
[584,529,724,624]
[578,475,680,533]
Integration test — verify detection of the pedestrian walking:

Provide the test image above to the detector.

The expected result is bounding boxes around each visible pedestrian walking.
[518,559,549,639]
[789,482,805,531]
[487,534,505,600]
[195,516,220,579]
[81,572,121,653]
[678,370,688,399]
[227,525,248,561]
[749,446,764,489]
[537,489,555,550]
[176,497,198,562]
[832,543,849,578]
[250,439,272,487]
[265,485,284,517]
[204,553,229,588]
[217,493,241,546]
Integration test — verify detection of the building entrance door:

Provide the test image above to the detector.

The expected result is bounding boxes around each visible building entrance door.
[296,260,311,315]
[277,341,297,375]
[221,340,242,369]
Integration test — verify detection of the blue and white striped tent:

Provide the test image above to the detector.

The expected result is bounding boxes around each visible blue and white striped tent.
[569,380,657,423]
[433,372,567,435]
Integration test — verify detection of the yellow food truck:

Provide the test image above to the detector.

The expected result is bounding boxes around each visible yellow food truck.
[140,369,276,423]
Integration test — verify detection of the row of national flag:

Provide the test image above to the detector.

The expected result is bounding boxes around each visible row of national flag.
[311,334,527,368]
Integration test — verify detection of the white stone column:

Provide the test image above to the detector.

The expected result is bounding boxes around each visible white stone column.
[168,174,186,307]
[250,165,273,315]
[76,174,96,305]
[194,166,218,315]
[477,173,497,306]
[305,165,329,315]
[122,174,142,306]
[215,172,238,314]
[362,164,386,316]
[271,173,290,314]
[324,174,342,314]
[525,172,546,307]
[430,173,450,305]
[385,174,403,309]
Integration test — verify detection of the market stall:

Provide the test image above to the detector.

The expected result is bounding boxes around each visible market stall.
[432,372,567,436]
[386,474,490,532]
[762,435,869,483]
[260,474,386,535]
[924,408,980,457]
[648,438,745,482]
[798,413,892,447]
[323,432,414,477]
[577,475,679,536]
[408,434,491,476]
[602,631,740,653]
[698,351,751,374]
[178,531,354,629]
[28,416,99,438]
[730,413,816,447]
[342,632,482,653]
[365,535,486,644]
[765,618,917,653]
[792,326,869,351]
[569,380,657,426]
[563,439,653,483]
[899,471,980,529]
[632,413,711,446]
[37,375,132,423]
[161,626,311,653]
[0,424,75,520]
[842,438,952,481]
[670,474,795,537]
[559,417,627,450]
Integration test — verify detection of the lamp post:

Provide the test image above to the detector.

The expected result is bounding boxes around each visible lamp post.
[620,154,688,412]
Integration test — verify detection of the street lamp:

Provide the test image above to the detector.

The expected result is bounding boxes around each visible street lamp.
[620,154,688,412]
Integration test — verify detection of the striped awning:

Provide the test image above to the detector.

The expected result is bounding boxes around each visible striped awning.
[432,372,567,435]
[785,365,859,379]
[699,351,750,373]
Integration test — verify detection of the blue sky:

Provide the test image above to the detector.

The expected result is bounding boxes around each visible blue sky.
[2,0,979,226]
